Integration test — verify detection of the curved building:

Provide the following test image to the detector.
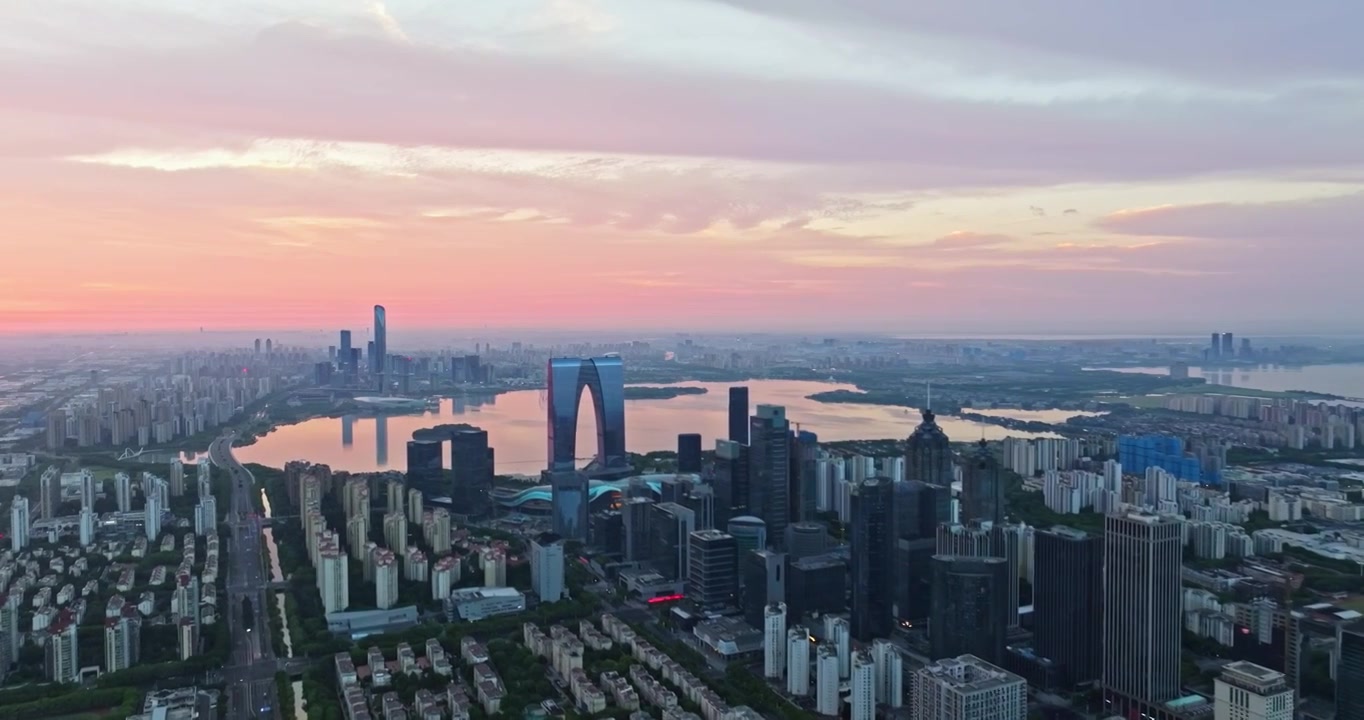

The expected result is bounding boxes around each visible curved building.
[727,516,767,555]
[547,356,627,474]
[905,409,954,485]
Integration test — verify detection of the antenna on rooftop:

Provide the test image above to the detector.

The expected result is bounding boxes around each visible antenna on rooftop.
[926,381,932,411]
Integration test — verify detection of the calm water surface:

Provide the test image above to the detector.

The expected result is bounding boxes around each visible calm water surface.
[1100,363,1364,399]
[236,380,1075,473]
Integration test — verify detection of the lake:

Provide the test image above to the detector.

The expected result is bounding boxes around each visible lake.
[234,380,1073,474]
[1098,363,1364,399]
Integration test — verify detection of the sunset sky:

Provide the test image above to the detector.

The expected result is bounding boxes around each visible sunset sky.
[2,1,1361,335]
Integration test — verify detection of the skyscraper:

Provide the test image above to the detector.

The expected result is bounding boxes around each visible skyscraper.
[406,438,444,498]
[449,425,493,517]
[372,305,387,374]
[905,409,954,485]
[1338,622,1364,720]
[749,405,790,548]
[728,386,749,444]
[546,356,627,474]
[45,611,79,683]
[895,481,950,623]
[530,533,566,603]
[40,468,60,520]
[687,529,738,609]
[960,440,1004,525]
[742,549,786,627]
[9,498,28,552]
[713,439,749,528]
[850,477,894,643]
[1221,332,1235,358]
[340,329,352,370]
[677,433,702,473]
[1103,512,1182,714]
[930,556,1009,665]
[1210,332,1221,358]
[790,430,819,523]
[1034,526,1103,687]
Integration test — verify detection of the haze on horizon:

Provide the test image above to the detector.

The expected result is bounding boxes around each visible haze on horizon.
[1,1,1361,336]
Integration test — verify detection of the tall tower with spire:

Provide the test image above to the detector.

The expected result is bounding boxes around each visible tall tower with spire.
[905,407,954,486]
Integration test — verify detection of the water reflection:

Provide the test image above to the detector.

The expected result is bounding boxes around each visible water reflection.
[238,380,1068,474]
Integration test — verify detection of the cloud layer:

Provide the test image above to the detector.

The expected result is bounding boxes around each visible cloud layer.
[0,0,1361,334]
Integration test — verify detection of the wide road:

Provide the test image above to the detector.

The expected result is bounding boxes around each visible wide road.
[211,432,279,720]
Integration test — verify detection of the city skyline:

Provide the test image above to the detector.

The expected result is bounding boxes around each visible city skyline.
[1,1,1361,335]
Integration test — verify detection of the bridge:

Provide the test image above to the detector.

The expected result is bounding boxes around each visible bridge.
[117,447,148,460]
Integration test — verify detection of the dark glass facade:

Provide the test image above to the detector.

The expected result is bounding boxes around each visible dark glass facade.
[339,330,352,370]
[850,477,895,642]
[789,430,818,523]
[742,549,786,627]
[787,555,846,621]
[1339,623,1364,720]
[748,405,790,548]
[728,386,749,444]
[449,426,493,516]
[677,433,703,473]
[905,409,954,485]
[960,439,1004,524]
[550,470,590,540]
[1034,526,1103,688]
[713,439,749,529]
[930,555,1009,665]
[893,481,949,623]
[405,439,444,498]
[372,305,386,374]
[546,356,627,474]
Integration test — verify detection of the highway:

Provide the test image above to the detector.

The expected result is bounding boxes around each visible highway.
[211,432,280,720]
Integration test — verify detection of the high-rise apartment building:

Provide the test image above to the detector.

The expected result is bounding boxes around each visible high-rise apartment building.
[850,477,894,643]
[1033,526,1103,687]
[40,467,61,520]
[749,405,790,548]
[816,645,840,716]
[530,533,566,603]
[407,487,423,525]
[764,603,787,679]
[373,549,399,610]
[103,608,141,673]
[318,547,350,615]
[872,639,904,709]
[911,655,1027,720]
[1103,513,1182,714]
[787,626,811,696]
[384,512,408,557]
[45,611,79,683]
[9,497,29,552]
[849,649,876,720]
[1214,662,1292,720]
[115,472,132,512]
[728,387,749,444]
